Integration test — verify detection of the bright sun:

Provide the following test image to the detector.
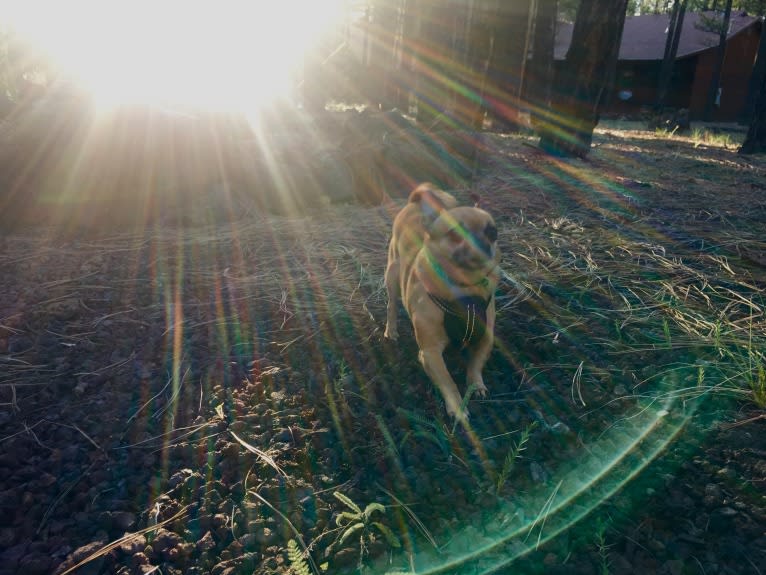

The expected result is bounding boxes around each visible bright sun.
[5,0,346,112]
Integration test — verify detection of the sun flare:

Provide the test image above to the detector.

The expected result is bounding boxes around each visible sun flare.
[5,0,346,112]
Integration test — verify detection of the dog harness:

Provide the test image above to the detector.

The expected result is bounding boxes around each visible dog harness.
[427,292,492,347]
[420,250,496,347]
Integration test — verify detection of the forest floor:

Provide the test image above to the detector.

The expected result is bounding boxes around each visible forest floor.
[1,120,766,575]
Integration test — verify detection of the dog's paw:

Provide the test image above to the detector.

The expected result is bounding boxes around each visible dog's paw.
[383,325,398,340]
[446,403,470,423]
[469,379,488,397]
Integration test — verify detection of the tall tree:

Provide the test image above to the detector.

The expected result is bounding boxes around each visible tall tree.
[703,0,733,120]
[656,0,688,110]
[538,0,629,157]
[557,0,580,22]
[528,0,558,132]
[742,17,766,122]
[485,0,533,130]
[739,46,766,153]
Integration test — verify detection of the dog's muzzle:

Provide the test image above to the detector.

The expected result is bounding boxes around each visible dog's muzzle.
[455,241,494,268]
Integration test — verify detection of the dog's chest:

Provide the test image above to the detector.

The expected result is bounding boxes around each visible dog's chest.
[428,293,491,346]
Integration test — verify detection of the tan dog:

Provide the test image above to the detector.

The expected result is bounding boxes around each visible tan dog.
[384,183,500,421]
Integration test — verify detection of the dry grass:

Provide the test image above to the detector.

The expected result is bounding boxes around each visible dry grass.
[3,123,766,575]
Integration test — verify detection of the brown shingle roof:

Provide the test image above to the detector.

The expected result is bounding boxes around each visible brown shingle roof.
[554,11,760,61]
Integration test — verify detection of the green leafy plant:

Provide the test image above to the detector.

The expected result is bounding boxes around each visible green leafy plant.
[396,408,467,467]
[397,409,448,455]
[376,414,401,460]
[496,422,537,495]
[593,517,612,575]
[334,359,351,394]
[690,127,737,149]
[654,126,678,138]
[709,317,766,409]
[722,345,766,409]
[287,539,312,575]
[662,317,672,349]
[750,359,766,409]
[330,491,401,571]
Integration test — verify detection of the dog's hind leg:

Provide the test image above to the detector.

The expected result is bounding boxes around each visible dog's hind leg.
[384,258,400,340]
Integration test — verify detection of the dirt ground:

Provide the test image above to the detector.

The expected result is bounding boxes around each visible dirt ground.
[1,122,766,575]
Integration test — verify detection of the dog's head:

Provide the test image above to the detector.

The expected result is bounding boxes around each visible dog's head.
[407,183,498,276]
[426,205,499,272]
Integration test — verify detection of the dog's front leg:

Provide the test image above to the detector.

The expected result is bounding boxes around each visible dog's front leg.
[466,336,491,397]
[466,299,495,397]
[418,346,469,421]
[413,310,469,420]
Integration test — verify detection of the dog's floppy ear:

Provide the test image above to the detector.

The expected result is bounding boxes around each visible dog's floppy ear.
[408,183,458,230]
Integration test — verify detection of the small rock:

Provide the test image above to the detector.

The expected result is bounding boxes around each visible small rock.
[703,483,721,508]
[238,533,258,549]
[254,526,278,546]
[530,461,548,483]
[332,547,358,569]
[197,531,216,553]
[220,442,240,460]
[664,559,684,575]
[272,428,294,443]
[131,552,150,567]
[716,506,738,517]
[1,542,28,571]
[226,539,244,559]
[0,527,16,548]
[704,483,721,497]
[543,552,558,566]
[118,533,147,555]
[113,512,137,531]
[229,420,247,433]
[53,541,107,575]
[100,511,138,533]
[177,542,195,560]
[39,472,58,487]
[716,467,736,480]
[168,469,194,489]
[610,552,634,575]
[18,553,52,575]
[151,528,181,555]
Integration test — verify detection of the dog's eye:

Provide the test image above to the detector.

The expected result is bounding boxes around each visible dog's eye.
[446,229,463,243]
[485,224,498,243]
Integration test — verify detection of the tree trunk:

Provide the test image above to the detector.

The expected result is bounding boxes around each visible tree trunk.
[412,0,455,125]
[703,0,733,121]
[528,0,558,134]
[485,0,533,130]
[538,0,628,157]
[739,48,766,154]
[460,0,495,129]
[656,0,687,110]
[742,19,766,124]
